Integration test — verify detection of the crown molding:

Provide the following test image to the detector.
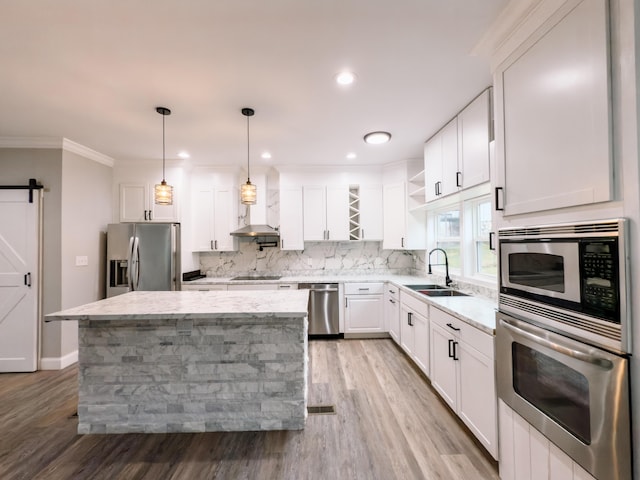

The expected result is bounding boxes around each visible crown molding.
[0,136,114,167]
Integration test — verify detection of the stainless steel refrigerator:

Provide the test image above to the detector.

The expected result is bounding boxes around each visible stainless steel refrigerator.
[106,223,181,298]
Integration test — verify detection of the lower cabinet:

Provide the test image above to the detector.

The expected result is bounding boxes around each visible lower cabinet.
[344,283,384,334]
[399,292,429,377]
[385,283,401,344]
[430,306,497,459]
[499,400,596,480]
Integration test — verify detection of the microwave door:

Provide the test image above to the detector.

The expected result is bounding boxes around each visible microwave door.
[500,241,580,302]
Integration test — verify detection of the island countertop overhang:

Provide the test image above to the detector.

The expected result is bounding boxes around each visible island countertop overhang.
[46,290,310,322]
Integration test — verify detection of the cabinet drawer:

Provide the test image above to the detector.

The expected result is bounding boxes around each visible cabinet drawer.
[386,283,400,300]
[399,291,429,316]
[431,306,493,358]
[344,282,384,295]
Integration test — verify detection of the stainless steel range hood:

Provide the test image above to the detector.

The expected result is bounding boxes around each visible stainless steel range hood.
[230,224,279,237]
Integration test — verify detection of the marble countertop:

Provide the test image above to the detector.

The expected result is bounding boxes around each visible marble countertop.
[46,290,310,321]
[185,274,498,333]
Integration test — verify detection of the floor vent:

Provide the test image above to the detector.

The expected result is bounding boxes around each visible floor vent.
[307,405,336,415]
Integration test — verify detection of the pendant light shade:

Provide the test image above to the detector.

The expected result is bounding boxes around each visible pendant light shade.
[154,106,173,206]
[240,107,257,205]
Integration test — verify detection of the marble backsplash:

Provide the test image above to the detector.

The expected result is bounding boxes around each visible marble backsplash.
[199,241,416,277]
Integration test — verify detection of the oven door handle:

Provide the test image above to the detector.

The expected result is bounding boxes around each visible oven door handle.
[500,317,614,370]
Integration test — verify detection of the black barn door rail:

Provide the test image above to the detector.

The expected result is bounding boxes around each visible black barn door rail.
[0,178,43,203]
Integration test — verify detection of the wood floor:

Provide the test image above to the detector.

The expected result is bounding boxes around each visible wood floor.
[0,339,499,480]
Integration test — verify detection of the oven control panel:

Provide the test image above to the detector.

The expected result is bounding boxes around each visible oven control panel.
[580,240,619,319]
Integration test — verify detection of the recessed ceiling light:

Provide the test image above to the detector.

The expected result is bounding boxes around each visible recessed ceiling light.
[177,151,190,159]
[346,152,357,159]
[363,131,392,144]
[335,71,356,86]
[261,152,272,159]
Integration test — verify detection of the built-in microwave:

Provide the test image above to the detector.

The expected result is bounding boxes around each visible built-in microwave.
[498,218,630,354]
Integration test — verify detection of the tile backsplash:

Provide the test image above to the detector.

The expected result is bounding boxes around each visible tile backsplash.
[199,241,415,277]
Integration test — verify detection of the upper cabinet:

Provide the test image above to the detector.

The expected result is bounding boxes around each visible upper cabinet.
[279,186,304,250]
[190,168,239,252]
[303,185,350,241]
[382,159,426,250]
[424,88,492,204]
[492,0,612,217]
[118,166,181,222]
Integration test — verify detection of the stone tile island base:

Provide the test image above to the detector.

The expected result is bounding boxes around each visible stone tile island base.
[46,291,310,434]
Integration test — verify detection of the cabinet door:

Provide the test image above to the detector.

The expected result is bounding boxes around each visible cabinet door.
[345,295,384,333]
[399,305,415,356]
[458,89,490,189]
[430,322,457,410]
[359,185,383,241]
[212,187,238,252]
[412,309,429,377]
[119,183,148,222]
[192,188,215,251]
[385,291,401,344]
[498,0,611,215]
[382,183,406,249]
[325,185,350,241]
[279,186,304,250]
[424,136,442,203]
[458,339,498,459]
[303,185,326,241]
[441,118,460,197]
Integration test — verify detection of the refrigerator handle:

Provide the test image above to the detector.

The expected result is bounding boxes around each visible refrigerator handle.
[127,236,135,290]
[132,236,140,290]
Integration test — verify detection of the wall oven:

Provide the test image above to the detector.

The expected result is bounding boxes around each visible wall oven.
[496,219,632,480]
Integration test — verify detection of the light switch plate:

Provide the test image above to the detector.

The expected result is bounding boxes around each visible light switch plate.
[75,255,89,266]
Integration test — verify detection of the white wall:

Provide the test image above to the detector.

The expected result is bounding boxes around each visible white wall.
[0,146,112,366]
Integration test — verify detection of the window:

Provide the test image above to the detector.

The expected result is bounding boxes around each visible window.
[473,199,497,277]
[434,208,461,271]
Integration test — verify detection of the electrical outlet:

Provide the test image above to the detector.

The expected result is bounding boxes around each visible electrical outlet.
[75,255,89,266]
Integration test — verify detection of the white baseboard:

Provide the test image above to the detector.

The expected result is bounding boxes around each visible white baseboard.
[40,350,78,370]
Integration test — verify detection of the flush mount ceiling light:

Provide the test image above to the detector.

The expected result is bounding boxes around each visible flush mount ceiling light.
[335,71,356,86]
[154,106,173,205]
[177,151,190,159]
[240,107,257,205]
[261,152,272,160]
[363,131,392,144]
[346,152,357,160]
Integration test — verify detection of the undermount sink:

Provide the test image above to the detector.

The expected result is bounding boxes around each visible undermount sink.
[405,284,450,291]
[416,289,469,297]
[230,275,282,281]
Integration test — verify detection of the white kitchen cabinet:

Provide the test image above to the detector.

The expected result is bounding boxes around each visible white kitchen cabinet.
[303,185,350,241]
[492,0,612,217]
[399,292,429,377]
[430,306,497,459]
[499,400,597,480]
[384,283,401,344]
[458,88,491,190]
[424,118,459,202]
[279,186,304,250]
[382,182,426,250]
[344,283,384,334]
[192,185,238,252]
[119,182,179,222]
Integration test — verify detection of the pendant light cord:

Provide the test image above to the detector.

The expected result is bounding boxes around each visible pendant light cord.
[162,112,166,182]
[246,113,250,182]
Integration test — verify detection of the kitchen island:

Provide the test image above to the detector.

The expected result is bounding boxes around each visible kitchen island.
[46,290,309,434]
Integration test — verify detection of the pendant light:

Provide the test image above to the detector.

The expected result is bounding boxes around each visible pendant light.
[154,106,173,205]
[240,107,257,205]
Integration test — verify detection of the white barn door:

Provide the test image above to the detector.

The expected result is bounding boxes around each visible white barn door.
[0,188,40,372]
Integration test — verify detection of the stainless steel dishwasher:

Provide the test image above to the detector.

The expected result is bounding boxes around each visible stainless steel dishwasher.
[298,283,339,335]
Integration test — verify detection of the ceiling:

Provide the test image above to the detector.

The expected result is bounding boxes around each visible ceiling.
[0,0,508,168]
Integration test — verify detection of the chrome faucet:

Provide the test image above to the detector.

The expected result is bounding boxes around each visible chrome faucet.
[428,248,452,287]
